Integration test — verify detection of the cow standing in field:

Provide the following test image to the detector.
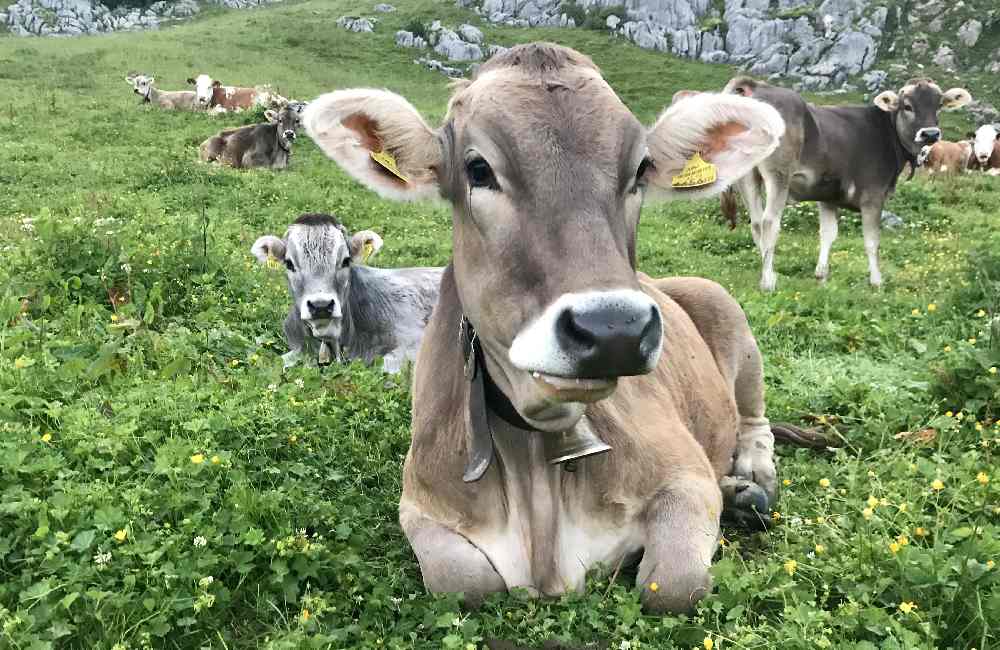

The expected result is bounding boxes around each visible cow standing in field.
[251,213,443,373]
[189,74,286,112]
[199,104,303,169]
[920,140,974,177]
[720,77,971,290]
[126,73,198,110]
[302,43,806,613]
[969,124,1000,174]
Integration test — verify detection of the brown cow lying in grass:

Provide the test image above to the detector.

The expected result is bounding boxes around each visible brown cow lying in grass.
[199,104,303,170]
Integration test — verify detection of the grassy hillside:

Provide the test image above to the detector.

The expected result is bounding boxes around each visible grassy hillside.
[1,1,998,648]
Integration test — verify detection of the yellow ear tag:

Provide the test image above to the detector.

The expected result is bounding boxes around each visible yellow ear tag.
[371,150,409,183]
[671,152,718,189]
[266,254,282,271]
[362,241,375,263]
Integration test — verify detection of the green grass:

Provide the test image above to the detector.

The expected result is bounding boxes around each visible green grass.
[1,1,999,648]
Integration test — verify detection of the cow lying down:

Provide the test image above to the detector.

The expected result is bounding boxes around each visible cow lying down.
[252,213,443,373]
[199,104,304,170]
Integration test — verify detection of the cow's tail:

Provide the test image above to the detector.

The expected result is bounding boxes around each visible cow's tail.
[771,422,832,450]
[720,185,741,229]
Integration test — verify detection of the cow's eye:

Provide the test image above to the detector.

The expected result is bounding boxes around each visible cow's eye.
[903,103,914,113]
[631,157,654,194]
[284,259,295,272]
[341,257,351,268]
[466,157,499,190]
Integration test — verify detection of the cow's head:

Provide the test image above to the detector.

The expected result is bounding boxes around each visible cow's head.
[265,105,303,149]
[252,214,383,343]
[302,43,783,432]
[126,72,154,99]
[971,124,999,166]
[187,74,220,106]
[874,79,972,155]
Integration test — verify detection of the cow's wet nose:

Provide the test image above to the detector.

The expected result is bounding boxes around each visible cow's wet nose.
[554,301,662,378]
[307,298,335,318]
[916,127,941,144]
[284,130,296,141]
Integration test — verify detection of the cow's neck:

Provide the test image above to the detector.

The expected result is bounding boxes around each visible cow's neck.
[885,108,918,183]
[143,86,156,103]
[338,265,393,358]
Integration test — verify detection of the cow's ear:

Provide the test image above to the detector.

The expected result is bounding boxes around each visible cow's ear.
[967,131,976,139]
[212,80,222,88]
[941,88,972,110]
[187,77,196,85]
[349,230,384,263]
[264,110,277,123]
[643,92,785,201]
[302,89,442,202]
[874,90,899,112]
[251,235,286,266]
[670,90,700,106]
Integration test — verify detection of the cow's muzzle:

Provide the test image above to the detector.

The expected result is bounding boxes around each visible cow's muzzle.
[915,127,941,145]
[509,290,663,384]
[283,130,296,142]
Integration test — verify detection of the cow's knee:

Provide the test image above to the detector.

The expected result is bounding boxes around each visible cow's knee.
[401,509,506,607]
[640,565,711,614]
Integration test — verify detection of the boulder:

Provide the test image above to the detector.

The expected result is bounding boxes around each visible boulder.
[957,19,982,48]
[932,44,956,69]
[606,14,619,30]
[434,28,483,61]
[374,3,395,11]
[336,15,376,33]
[395,30,427,49]
[457,23,483,43]
[862,69,887,91]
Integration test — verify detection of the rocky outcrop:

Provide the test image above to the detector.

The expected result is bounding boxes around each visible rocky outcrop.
[2,0,278,36]
[336,15,376,33]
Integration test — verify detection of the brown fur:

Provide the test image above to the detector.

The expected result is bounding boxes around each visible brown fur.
[209,84,259,111]
[924,140,972,176]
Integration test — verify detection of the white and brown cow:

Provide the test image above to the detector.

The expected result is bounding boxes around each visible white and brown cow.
[126,73,198,110]
[189,74,286,112]
[920,139,974,177]
[303,43,794,613]
[969,124,1000,175]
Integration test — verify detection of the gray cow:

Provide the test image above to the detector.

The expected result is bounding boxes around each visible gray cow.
[252,213,443,373]
[199,104,304,169]
[126,73,199,110]
[720,76,971,290]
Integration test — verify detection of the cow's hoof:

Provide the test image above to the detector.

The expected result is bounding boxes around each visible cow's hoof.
[720,476,772,531]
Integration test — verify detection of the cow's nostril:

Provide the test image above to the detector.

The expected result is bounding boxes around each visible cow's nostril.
[307,299,334,317]
[554,302,662,378]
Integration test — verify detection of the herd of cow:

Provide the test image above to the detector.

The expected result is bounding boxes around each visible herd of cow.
[127,43,989,613]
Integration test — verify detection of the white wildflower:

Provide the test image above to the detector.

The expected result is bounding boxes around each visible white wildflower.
[193,535,207,548]
[294,378,305,389]
[198,576,214,588]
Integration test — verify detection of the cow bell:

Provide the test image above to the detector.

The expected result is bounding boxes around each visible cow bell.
[543,428,611,466]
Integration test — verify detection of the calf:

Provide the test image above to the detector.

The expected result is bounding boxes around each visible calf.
[720,76,971,290]
[189,74,278,112]
[199,104,303,170]
[126,73,198,110]
[921,139,973,177]
[969,124,1000,174]
[303,43,792,612]
[252,214,443,373]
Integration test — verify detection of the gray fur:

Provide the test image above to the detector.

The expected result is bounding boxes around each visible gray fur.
[200,105,301,169]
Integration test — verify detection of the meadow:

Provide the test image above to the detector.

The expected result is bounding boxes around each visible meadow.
[1,1,998,648]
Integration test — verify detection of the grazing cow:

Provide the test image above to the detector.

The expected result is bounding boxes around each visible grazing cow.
[125,73,198,110]
[302,43,796,613]
[969,124,1000,174]
[720,76,971,290]
[188,74,282,112]
[251,213,443,373]
[920,140,974,177]
[199,104,303,169]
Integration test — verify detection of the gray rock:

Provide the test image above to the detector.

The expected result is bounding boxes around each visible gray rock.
[932,44,956,69]
[395,30,427,49]
[880,210,904,230]
[415,56,464,77]
[487,44,508,57]
[606,14,619,30]
[958,19,982,48]
[457,23,483,43]
[373,3,395,11]
[336,15,376,33]
[434,28,483,61]
[862,69,887,91]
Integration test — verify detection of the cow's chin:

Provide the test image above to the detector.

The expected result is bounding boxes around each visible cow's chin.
[505,368,619,434]
[306,318,341,341]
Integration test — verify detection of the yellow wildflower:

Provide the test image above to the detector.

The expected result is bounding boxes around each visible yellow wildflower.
[990,367,997,375]
[889,541,901,554]
[987,560,995,570]
[879,497,889,507]
[945,411,954,417]
[977,309,987,317]
[114,529,127,543]
[301,609,310,622]
[927,303,936,312]
[819,478,831,488]
[899,503,908,513]
[911,308,920,316]
[816,516,827,525]
[648,581,659,592]
[862,507,874,520]
[41,432,52,443]
[915,527,928,537]
[944,346,952,353]
[703,638,714,650]
[191,454,205,465]
[969,338,977,345]
[783,479,791,487]
[110,313,119,323]
[977,472,989,485]
[815,544,826,555]
[931,479,944,491]
[897,535,909,546]
[867,495,879,508]
[13,356,31,369]
[977,423,984,431]
[898,602,917,615]
[784,559,797,575]
[772,511,781,521]
[211,455,221,465]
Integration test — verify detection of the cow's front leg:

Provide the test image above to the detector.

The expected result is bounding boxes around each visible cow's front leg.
[861,203,883,288]
[400,506,506,607]
[637,477,721,613]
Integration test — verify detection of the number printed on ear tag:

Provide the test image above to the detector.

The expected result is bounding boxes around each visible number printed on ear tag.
[670,152,717,189]
[371,150,409,183]
[266,254,282,271]
[362,241,375,263]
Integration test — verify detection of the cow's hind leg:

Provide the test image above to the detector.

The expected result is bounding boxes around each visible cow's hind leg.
[815,202,839,281]
[861,203,883,288]
[638,477,721,613]
[400,507,506,607]
[756,170,790,292]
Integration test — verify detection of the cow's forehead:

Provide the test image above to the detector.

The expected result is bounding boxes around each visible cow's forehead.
[900,81,942,105]
[976,124,998,139]
[286,224,348,265]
